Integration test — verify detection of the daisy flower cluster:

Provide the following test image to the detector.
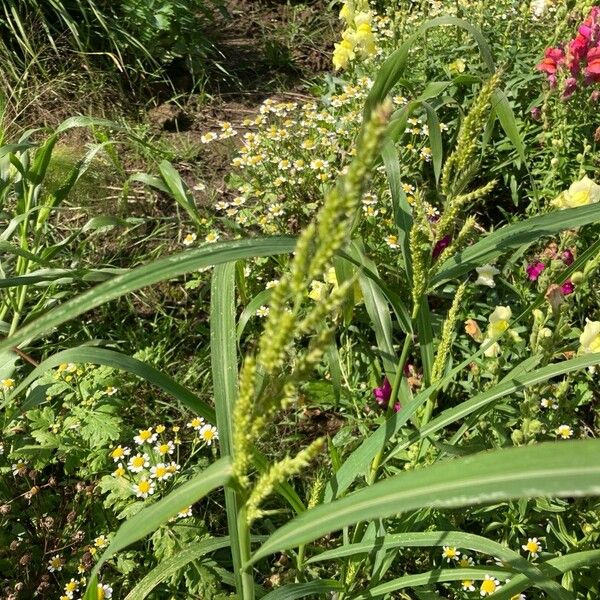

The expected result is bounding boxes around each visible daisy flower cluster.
[109,424,182,500]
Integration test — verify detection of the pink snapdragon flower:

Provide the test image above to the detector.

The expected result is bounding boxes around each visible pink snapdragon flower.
[372,378,401,412]
[561,280,575,295]
[526,261,546,281]
[373,378,391,406]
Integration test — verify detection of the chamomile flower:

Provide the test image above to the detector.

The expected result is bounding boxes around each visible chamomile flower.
[522,537,542,557]
[97,583,113,599]
[183,233,197,246]
[133,478,155,499]
[187,416,205,431]
[128,453,150,473]
[94,535,108,549]
[200,132,218,144]
[1,378,15,391]
[442,546,460,562]
[480,575,501,596]
[178,506,193,518]
[112,463,126,478]
[64,578,79,597]
[48,554,64,572]
[134,428,157,445]
[310,158,328,171]
[462,580,476,591]
[150,463,172,481]
[110,445,131,462]
[199,424,218,446]
[104,386,118,396]
[205,231,219,243]
[266,279,279,289]
[166,461,181,474]
[385,234,399,249]
[540,398,558,410]
[12,461,27,476]
[458,555,475,568]
[256,306,270,318]
[556,424,573,439]
[155,424,166,434]
[155,440,175,456]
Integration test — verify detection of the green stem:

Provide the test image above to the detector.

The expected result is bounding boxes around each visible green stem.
[236,502,255,600]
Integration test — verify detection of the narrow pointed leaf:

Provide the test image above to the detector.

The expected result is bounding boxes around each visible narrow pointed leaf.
[0,237,296,352]
[251,440,600,564]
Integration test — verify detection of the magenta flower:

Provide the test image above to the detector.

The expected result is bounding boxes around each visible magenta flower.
[561,249,574,265]
[393,401,402,413]
[373,378,392,407]
[530,106,541,121]
[561,280,575,295]
[432,235,451,259]
[526,261,546,281]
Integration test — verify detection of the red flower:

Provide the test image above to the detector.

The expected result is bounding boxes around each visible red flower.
[537,47,564,75]
[585,46,600,82]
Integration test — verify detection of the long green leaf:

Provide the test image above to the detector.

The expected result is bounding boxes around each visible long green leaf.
[364,16,494,118]
[0,237,296,352]
[251,440,600,564]
[123,538,231,600]
[352,566,510,599]
[159,160,201,224]
[260,580,344,600]
[307,531,570,600]
[211,263,246,596]
[85,457,233,597]
[385,353,600,463]
[492,550,600,600]
[491,89,526,166]
[431,203,600,286]
[5,346,215,421]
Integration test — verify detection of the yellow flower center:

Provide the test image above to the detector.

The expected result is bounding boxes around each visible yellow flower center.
[481,579,497,594]
[132,457,145,468]
[65,582,78,592]
[111,447,123,458]
[158,444,169,454]
[139,430,152,440]
[203,430,215,441]
[114,466,125,477]
[155,466,168,479]
[97,586,105,600]
[138,480,151,494]
[526,541,539,553]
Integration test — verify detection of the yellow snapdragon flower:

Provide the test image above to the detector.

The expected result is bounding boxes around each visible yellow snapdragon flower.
[552,176,600,209]
[579,319,600,353]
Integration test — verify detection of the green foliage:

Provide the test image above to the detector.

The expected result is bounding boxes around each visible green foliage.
[2,1,600,599]
[0,0,220,83]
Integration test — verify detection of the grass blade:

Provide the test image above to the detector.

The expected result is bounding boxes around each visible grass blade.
[0,236,296,352]
[6,346,215,421]
[431,203,600,287]
[259,580,344,600]
[84,457,233,597]
[123,538,231,600]
[251,440,600,564]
